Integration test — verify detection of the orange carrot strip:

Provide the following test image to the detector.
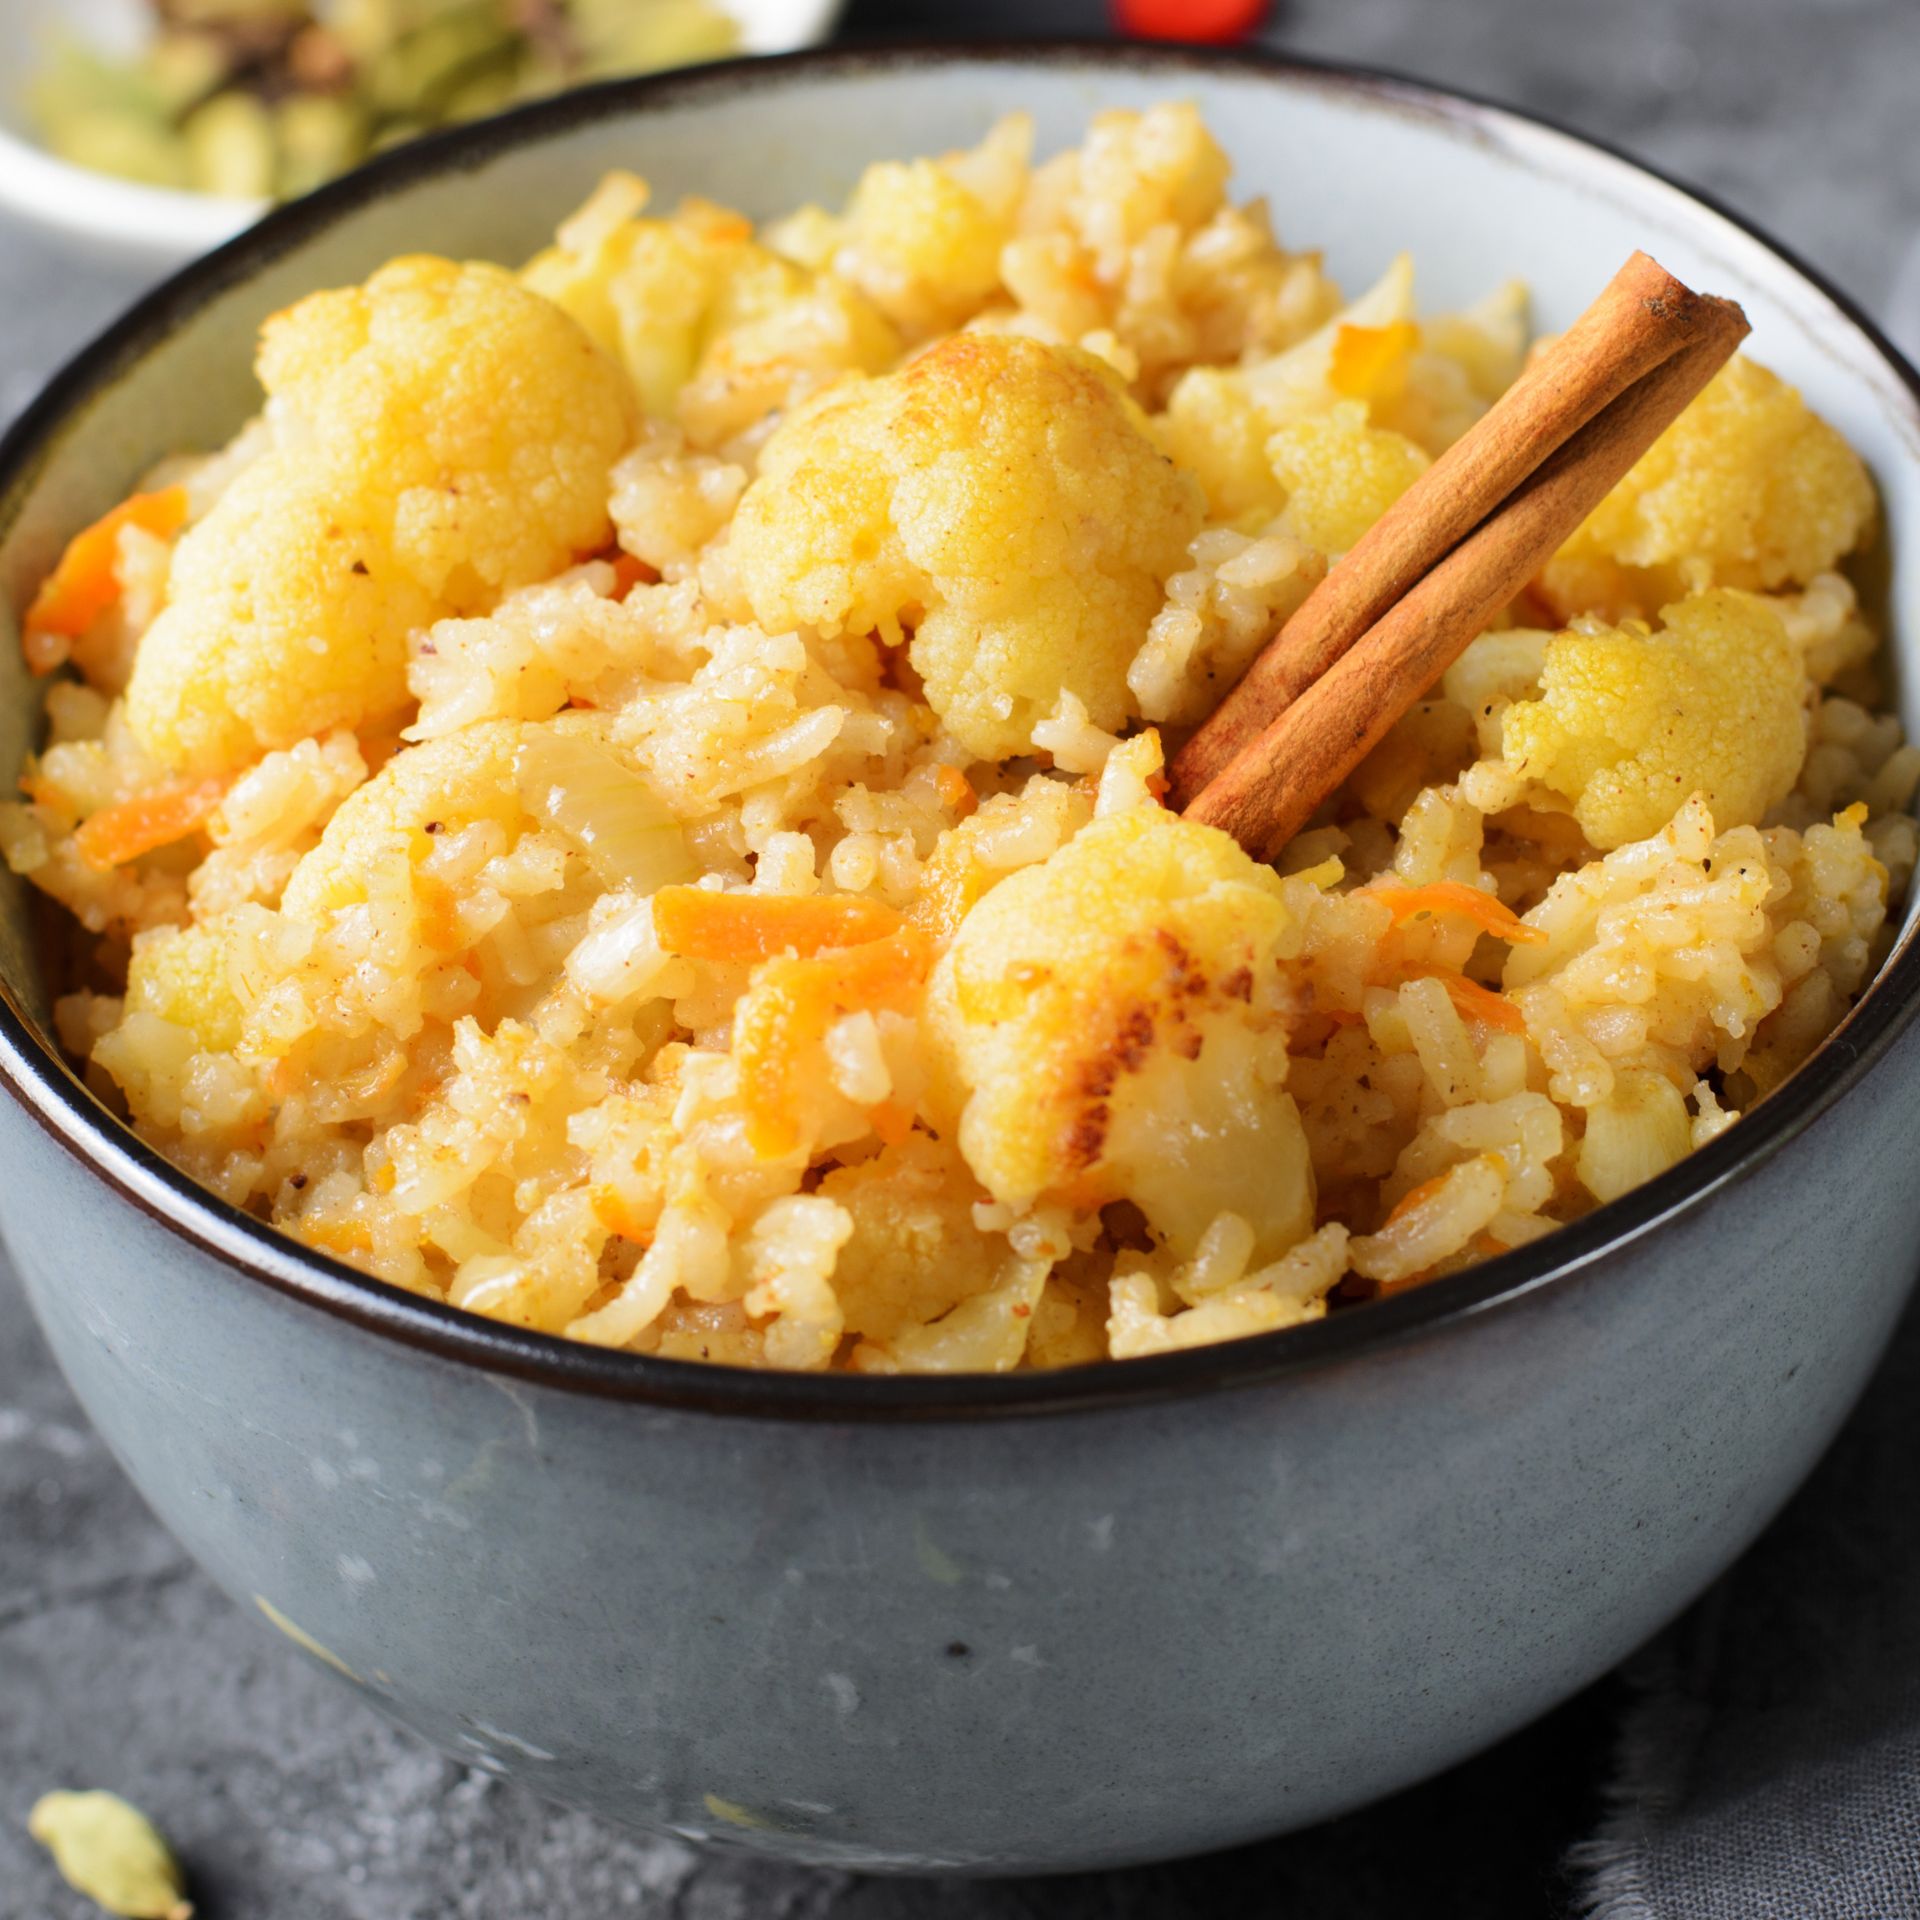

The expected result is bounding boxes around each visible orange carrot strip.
[1329,320,1419,400]
[609,551,654,597]
[1369,880,1548,945]
[868,1098,916,1147]
[301,1218,372,1257]
[591,1184,657,1245]
[932,764,977,818]
[22,486,189,672]
[734,928,932,1157]
[653,888,905,964]
[1385,1170,1453,1225]
[73,776,225,872]
[1434,971,1528,1035]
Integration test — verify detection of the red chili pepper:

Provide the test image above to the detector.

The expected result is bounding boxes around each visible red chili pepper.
[1112,0,1269,41]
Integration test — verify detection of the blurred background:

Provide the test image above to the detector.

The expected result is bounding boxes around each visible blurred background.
[3,2,1917,1917]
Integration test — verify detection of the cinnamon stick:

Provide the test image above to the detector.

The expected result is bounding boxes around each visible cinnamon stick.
[1181,296,1749,861]
[1168,252,1736,810]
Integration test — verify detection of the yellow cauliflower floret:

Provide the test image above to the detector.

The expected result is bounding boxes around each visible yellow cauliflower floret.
[1501,590,1809,850]
[771,116,1030,339]
[257,255,635,605]
[127,465,434,775]
[128,258,634,776]
[123,916,247,1053]
[1544,356,1875,616]
[1069,101,1232,259]
[925,804,1315,1261]
[818,1133,1005,1342]
[1268,403,1432,557]
[525,185,899,442]
[730,333,1203,758]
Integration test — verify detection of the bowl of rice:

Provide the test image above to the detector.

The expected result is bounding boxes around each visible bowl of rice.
[2,42,1918,1874]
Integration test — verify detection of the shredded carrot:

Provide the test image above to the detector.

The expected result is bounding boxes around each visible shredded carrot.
[1328,320,1420,401]
[653,887,905,964]
[868,1098,916,1147]
[302,1218,372,1257]
[1473,1233,1512,1258]
[1385,1170,1453,1226]
[591,1183,657,1244]
[1433,970,1528,1035]
[931,764,977,818]
[413,874,463,953]
[1369,880,1547,945]
[22,486,188,673]
[1378,1267,1437,1297]
[609,551,655,597]
[734,927,933,1157]
[73,776,224,871]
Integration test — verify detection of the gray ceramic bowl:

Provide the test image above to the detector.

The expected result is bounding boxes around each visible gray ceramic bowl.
[4,44,1920,1878]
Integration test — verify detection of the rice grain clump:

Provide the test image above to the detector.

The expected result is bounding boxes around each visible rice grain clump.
[7,105,1909,1372]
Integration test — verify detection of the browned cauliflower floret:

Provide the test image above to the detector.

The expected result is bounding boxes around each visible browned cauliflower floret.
[729,333,1204,759]
[1541,356,1876,618]
[925,803,1314,1260]
[128,259,635,775]
[1501,589,1809,849]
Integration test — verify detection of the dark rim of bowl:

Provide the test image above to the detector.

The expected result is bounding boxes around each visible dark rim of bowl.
[2,38,1917,1422]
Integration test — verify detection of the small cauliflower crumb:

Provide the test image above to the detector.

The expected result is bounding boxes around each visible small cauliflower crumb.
[127,258,635,774]
[1501,589,1809,849]
[730,332,1203,758]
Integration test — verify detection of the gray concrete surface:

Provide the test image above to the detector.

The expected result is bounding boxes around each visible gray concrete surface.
[3,0,1917,1912]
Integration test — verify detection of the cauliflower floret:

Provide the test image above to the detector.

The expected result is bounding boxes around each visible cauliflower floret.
[127,259,634,776]
[524,183,900,447]
[256,256,635,605]
[1159,253,1414,521]
[126,466,435,776]
[730,333,1204,759]
[281,718,529,925]
[122,916,248,1054]
[817,1132,1006,1342]
[767,116,1030,340]
[1501,589,1809,850]
[925,804,1315,1261]
[1542,356,1876,617]
[1268,403,1432,558]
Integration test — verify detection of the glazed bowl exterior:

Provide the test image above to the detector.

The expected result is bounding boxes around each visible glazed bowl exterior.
[3,47,1920,1876]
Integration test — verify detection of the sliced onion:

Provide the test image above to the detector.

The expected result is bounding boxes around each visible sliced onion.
[513,731,696,893]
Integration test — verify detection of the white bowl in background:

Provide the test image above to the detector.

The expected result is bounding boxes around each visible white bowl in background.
[0,0,842,273]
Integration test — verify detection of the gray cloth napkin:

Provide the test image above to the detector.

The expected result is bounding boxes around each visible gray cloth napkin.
[1570,1289,1920,1918]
